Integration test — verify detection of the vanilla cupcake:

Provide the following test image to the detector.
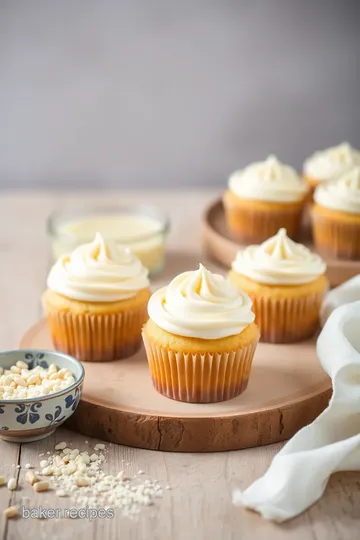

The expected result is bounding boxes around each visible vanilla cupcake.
[43,233,151,362]
[303,142,360,196]
[228,228,328,343]
[142,264,259,403]
[312,166,360,260]
[223,155,308,243]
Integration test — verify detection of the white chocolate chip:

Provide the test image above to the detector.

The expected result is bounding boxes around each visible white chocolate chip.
[13,376,26,387]
[78,453,90,464]
[10,366,21,374]
[33,481,49,492]
[27,374,39,385]
[3,506,18,519]
[94,443,105,451]
[16,360,28,370]
[7,478,17,491]
[55,441,67,451]
[25,471,39,486]
[117,471,126,482]
[75,477,89,487]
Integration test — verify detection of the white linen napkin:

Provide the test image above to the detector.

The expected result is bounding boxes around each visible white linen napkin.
[232,298,360,522]
[320,274,360,326]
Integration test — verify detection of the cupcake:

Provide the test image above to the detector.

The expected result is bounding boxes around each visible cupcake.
[43,232,151,362]
[223,155,308,243]
[312,166,360,260]
[228,228,328,343]
[303,142,360,196]
[142,264,259,403]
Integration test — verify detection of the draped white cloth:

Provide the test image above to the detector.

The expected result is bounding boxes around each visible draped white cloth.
[321,275,360,326]
[232,292,360,522]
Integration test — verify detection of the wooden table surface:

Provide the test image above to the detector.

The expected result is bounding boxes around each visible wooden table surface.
[0,190,359,540]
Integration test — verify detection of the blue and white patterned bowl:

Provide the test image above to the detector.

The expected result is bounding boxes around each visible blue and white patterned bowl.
[0,349,85,443]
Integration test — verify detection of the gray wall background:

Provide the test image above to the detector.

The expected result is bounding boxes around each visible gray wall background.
[1,0,359,189]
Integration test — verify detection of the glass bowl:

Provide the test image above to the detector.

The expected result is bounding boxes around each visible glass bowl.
[47,203,170,277]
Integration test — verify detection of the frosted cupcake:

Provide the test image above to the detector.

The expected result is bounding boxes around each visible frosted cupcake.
[142,264,259,403]
[223,155,308,243]
[312,166,360,260]
[228,228,328,343]
[303,142,360,196]
[43,232,150,362]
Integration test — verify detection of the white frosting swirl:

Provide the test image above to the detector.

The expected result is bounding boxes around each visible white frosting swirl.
[228,155,307,203]
[47,232,149,302]
[148,264,255,339]
[304,142,360,181]
[232,228,326,285]
[314,166,360,214]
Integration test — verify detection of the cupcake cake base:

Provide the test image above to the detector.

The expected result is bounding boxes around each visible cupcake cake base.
[43,289,151,362]
[142,320,259,403]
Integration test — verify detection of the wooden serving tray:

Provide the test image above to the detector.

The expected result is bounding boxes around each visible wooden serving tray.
[20,320,331,453]
[202,198,360,287]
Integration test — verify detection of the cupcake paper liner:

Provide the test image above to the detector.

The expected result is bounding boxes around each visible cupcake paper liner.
[223,195,304,244]
[46,305,148,362]
[250,292,325,344]
[142,332,259,403]
[303,176,319,201]
[312,209,360,260]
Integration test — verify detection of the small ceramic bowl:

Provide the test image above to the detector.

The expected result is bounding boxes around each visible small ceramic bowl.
[0,349,84,443]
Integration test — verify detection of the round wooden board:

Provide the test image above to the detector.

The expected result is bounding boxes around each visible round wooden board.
[20,319,331,453]
[202,198,360,287]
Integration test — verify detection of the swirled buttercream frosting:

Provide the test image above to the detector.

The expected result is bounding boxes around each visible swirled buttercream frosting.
[47,232,149,302]
[304,142,360,181]
[314,166,360,214]
[148,264,255,339]
[232,228,326,285]
[228,155,307,203]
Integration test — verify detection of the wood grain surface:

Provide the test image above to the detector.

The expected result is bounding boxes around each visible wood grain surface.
[0,190,359,540]
[202,198,360,287]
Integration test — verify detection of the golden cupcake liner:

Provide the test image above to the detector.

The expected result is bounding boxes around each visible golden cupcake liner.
[312,210,360,260]
[223,197,304,244]
[250,292,324,344]
[303,176,319,201]
[142,333,259,403]
[46,306,148,362]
